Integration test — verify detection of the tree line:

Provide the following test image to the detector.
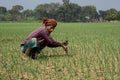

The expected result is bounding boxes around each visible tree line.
[0,0,120,22]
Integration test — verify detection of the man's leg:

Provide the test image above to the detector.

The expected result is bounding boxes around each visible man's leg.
[25,48,36,59]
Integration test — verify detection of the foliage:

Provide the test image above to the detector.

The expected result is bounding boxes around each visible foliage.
[0,0,120,22]
[117,11,120,20]
[0,22,120,80]
[99,9,118,21]
[34,3,60,20]
[0,7,7,21]
[7,5,24,21]
[0,6,7,14]
[22,9,35,20]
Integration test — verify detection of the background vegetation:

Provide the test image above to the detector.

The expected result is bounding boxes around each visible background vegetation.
[0,22,120,80]
[0,0,120,22]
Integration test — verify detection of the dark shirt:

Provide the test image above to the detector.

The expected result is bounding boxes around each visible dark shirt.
[22,27,61,48]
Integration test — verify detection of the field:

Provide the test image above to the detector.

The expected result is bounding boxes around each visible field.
[0,22,120,80]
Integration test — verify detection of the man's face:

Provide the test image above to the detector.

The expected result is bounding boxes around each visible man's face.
[46,26,55,33]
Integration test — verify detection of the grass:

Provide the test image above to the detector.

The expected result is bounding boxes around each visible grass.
[0,22,120,80]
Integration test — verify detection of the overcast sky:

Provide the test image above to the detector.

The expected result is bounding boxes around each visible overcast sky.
[0,0,120,11]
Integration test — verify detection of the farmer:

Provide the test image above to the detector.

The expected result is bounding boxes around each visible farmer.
[20,18,68,59]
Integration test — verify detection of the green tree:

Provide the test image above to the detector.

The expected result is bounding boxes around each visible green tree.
[45,3,61,18]
[117,11,120,20]
[99,10,106,20]
[34,4,47,20]
[34,3,60,20]
[99,9,118,21]
[57,3,82,22]
[12,5,23,12]
[8,5,23,21]
[63,0,70,5]
[22,9,34,20]
[56,5,66,21]
[105,8,118,20]
[81,5,98,21]
[0,6,7,14]
[62,0,72,22]
[69,3,82,21]
[0,6,7,21]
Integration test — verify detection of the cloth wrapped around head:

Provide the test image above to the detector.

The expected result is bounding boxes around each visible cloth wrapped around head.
[42,18,57,27]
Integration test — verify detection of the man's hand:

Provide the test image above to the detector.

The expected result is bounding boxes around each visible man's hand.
[62,40,68,46]
[62,40,68,54]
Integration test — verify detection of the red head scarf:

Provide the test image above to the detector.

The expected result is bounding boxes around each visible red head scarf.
[42,18,57,27]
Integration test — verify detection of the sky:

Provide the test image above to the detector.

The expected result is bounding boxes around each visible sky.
[0,0,120,11]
